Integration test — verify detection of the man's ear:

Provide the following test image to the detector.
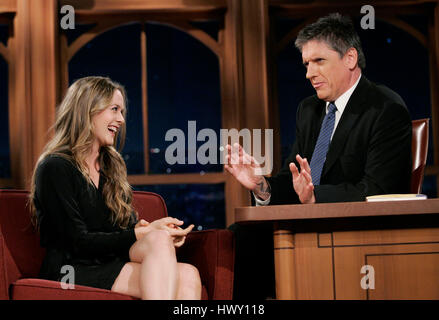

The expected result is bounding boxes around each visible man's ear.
[344,47,358,70]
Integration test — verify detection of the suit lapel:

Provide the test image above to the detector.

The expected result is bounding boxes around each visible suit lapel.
[321,76,371,178]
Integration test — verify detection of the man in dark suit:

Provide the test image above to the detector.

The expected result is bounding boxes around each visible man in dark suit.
[226,13,412,299]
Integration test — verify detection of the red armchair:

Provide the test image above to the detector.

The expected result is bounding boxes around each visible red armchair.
[0,189,234,300]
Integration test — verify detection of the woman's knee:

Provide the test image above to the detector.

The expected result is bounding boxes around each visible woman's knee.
[130,229,174,261]
[146,229,173,245]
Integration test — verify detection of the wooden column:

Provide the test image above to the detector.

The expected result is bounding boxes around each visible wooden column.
[222,0,250,226]
[8,0,59,189]
[273,223,297,299]
[240,0,270,131]
[222,0,276,226]
[9,0,32,189]
[28,0,59,169]
[240,0,276,177]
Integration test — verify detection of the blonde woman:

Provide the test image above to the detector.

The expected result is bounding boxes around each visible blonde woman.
[30,76,201,299]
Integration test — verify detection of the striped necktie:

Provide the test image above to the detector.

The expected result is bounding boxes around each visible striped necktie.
[310,102,337,185]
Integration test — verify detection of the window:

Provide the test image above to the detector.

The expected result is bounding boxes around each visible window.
[145,22,222,175]
[68,23,144,174]
[136,183,225,230]
[65,19,225,228]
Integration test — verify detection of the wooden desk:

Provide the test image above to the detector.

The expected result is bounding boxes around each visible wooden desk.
[235,199,439,300]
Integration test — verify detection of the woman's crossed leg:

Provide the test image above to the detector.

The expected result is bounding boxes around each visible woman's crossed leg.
[111,229,201,300]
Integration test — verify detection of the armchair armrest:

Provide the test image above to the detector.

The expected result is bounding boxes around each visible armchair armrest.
[0,232,21,300]
[176,229,235,300]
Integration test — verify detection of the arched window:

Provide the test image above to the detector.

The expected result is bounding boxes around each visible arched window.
[68,23,144,174]
[63,20,225,229]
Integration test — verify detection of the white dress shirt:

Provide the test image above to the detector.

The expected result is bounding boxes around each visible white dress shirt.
[254,74,362,206]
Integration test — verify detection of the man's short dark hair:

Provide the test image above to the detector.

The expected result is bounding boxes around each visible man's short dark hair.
[295,13,366,69]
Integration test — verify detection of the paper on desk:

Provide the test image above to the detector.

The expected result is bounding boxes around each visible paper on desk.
[366,194,427,202]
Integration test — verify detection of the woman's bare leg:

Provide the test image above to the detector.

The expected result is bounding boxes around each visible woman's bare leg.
[112,229,178,299]
[111,262,142,298]
[176,263,202,300]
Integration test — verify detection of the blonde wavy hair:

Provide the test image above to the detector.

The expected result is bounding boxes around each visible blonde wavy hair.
[30,76,137,228]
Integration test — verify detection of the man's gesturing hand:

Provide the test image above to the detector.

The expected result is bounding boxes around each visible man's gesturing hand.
[289,154,316,204]
[224,143,262,190]
[224,143,271,200]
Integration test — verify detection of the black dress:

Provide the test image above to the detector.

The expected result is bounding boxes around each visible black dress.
[34,154,138,290]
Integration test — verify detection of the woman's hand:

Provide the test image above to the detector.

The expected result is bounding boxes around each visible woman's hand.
[167,224,193,248]
[134,217,194,247]
[135,219,149,228]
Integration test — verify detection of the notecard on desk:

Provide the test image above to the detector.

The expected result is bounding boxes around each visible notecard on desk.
[366,194,427,202]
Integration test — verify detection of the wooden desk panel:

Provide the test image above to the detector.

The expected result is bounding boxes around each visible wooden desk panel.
[235,199,439,223]
[236,199,439,300]
[368,252,439,299]
[332,228,439,246]
[333,237,439,299]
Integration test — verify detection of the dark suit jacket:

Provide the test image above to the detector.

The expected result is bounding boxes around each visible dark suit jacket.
[266,75,412,204]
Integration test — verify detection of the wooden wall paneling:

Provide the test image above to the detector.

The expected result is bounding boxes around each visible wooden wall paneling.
[334,242,439,299]
[333,228,439,299]
[221,0,249,227]
[273,223,297,299]
[8,0,33,189]
[59,0,227,13]
[8,0,59,188]
[240,0,270,132]
[269,0,437,18]
[273,226,335,299]
[140,23,149,174]
[0,0,16,14]
[127,172,225,185]
[333,228,439,246]
[333,246,371,299]
[28,0,59,172]
[367,251,439,299]
[239,0,276,189]
[294,232,334,299]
